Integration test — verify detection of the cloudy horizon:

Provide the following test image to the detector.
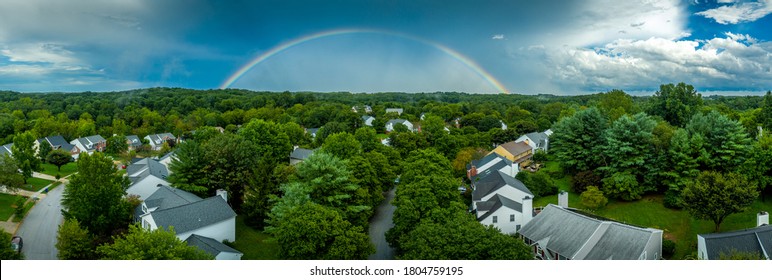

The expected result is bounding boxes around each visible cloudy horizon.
[0,0,770,95]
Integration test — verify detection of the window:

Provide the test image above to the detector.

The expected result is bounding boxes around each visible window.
[492,216,498,223]
[143,220,150,229]
[510,214,515,222]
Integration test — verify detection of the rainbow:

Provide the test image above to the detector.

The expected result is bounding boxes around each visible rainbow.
[219,28,509,94]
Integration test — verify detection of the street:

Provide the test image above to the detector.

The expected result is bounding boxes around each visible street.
[368,187,396,260]
[16,183,65,260]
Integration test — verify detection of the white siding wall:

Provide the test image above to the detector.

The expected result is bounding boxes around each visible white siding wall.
[697,236,708,260]
[126,176,169,200]
[643,230,663,260]
[479,207,524,235]
[216,252,243,260]
[70,140,88,155]
[175,217,236,242]
[141,214,158,230]
[516,135,538,154]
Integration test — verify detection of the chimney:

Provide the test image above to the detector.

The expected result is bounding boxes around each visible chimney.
[216,189,228,202]
[759,211,769,227]
[522,196,533,225]
[468,166,478,179]
[558,191,568,208]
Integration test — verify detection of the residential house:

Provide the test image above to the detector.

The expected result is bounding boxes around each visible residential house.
[385,119,414,132]
[471,170,534,234]
[135,186,240,259]
[519,204,663,260]
[38,135,80,157]
[186,234,243,260]
[145,133,177,151]
[157,151,176,172]
[467,153,519,180]
[697,212,770,260]
[290,148,315,165]
[306,128,320,138]
[126,158,171,200]
[0,143,12,157]
[126,135,142,151]
[70,135,107,157]
[385,108,403,115]
[500,120,508,130]
[420,113,426,120]
[362,116,375,127]
[490,141,533,165]
[516,130,551,154]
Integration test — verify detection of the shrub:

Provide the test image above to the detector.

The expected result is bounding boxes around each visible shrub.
[663,189,683,209]
[516,171,558,198]
[662,239,676,259]
[532,150,548,162]
[55,174,61,180]
[580,186,608,209]
[572,170,601,193]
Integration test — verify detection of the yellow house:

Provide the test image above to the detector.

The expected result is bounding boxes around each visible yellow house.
[490,141,533,164]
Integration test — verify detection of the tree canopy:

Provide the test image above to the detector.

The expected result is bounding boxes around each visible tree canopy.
[681,171,758,232]
[96,224,213,260]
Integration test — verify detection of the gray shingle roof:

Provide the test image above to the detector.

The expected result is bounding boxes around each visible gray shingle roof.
[385,108,403,114]
[186,234,242,257]
[147,133,176,145]
[476,194,523,221]
[699,225,772,260]
[386,119,409,126]
[126,135,142,147]
[143,185,202,211]
[73,135,106,151]
[472,170,533,201]
[519,204,661,260]
[38,135,77,152]
[524,132,548,148]
[362,115,374,121]
[0,143,12,156]
[127,158,169,184]
[150,196,236,235]
[306,128,319,135]
[290,148,314,160]
[499,141,532,159]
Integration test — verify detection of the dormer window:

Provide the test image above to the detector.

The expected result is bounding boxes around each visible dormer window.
[142,204,148,213]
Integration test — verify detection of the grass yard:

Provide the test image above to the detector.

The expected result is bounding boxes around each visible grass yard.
[40,162,78,177]
[229,216,279,260]
[0,193,21,221]
[21,177,55,192]
[377,133,388,140]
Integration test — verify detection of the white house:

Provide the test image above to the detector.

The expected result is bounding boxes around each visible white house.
[126,158,170,200]
[145,133,176,151]
[516,130,551,154]
[290,148,314,165]
[362,116,375,127]
[126,135,142,151]
[471,170,534,234]
[697,212,770,260]
[385,119,414,132]
[157,151,176,172]
[385,108,403,115]
[519,204,663,260]
[136,186,241,259]
[500,120,508,130]
[70,135,106,156]
[467,153,519,179]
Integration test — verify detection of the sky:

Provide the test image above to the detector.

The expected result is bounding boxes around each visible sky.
[0,0,770,95]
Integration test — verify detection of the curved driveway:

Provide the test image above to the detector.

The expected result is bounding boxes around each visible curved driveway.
[368,187,396,260]
[16,183,65,260]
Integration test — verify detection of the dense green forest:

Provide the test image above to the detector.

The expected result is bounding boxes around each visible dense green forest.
[2,85,771,260]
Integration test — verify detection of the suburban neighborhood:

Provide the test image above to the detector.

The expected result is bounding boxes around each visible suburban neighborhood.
[0,88,771,262]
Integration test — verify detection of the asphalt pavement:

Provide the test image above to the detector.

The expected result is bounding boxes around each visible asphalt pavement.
[368,187,396,260]
[16,183,65,260]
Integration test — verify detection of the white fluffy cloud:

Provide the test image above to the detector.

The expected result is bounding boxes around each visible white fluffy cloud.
[695,0,772,24]
[539,33,771,92]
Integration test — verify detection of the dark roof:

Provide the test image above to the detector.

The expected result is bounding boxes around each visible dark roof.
[127,158,169,184]
[472,170,533,201]
[158,151,175,162]
[362,115,374,121]
[499,141,532,158]
[476,194,523,221]
[306,128,319,135]
[150,196,237,234]
[699,225,772,260]
[524,132,549,148]
[38,135,76,152]
[290,148,314,160]
[143,185,202,210]
[386,119,410,125]
[186,234,242,257]
[147,133,176,145]
[126,135,142,147]
[73,135,106,151]
[518,204,661,260]
[0,143,12,156]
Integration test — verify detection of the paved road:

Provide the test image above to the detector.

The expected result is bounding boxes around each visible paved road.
[16,183,65,260]
[368,187,396,260]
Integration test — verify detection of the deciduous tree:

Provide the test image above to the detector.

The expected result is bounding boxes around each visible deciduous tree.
[580,186,608,209]
[0,154,23,192]
[681,171,758,232]
[96,224,212,260]
[56,219,95,260]
[46,149,72,172]
[648,82,703,127]
[11,131,40,183]
[551,107,607,173]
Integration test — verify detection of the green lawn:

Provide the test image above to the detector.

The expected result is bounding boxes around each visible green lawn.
[377,133,388,140]
[229,216,279,260]
[0,193,21,221]
[40,162,78,177]
[529,159,772,259]
[21,177,55,192]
